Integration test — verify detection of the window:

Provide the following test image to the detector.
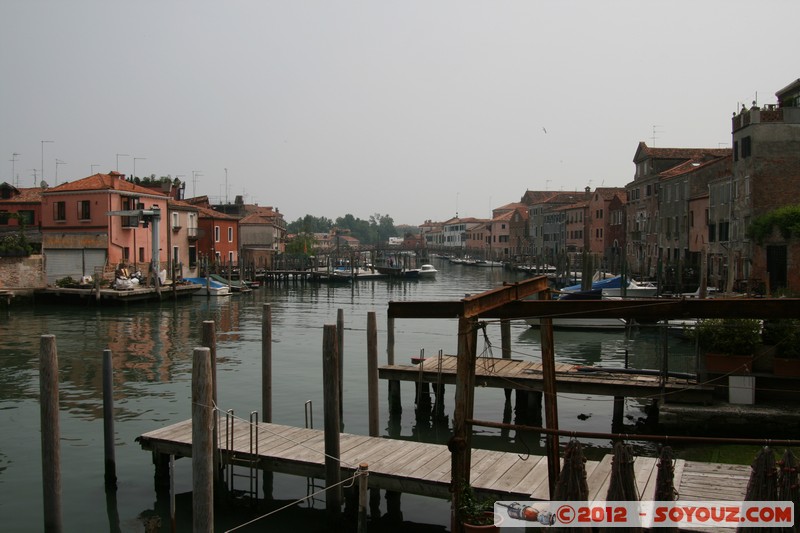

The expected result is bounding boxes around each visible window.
[0,211,8,225]
[78,200,91,220]
[709,223,716,243]
[214,226,220,242]
[741,136,752,158]
[123,247,130,261]
[172,246,179,264]
[227,227,233,243]
[139,247,145,262]
[18,210,34,225]
[733,140,739,161]
[172,212,180,229]
[122,197,139,227]
[188,245,197,268]
[228,251,234,264]
[54,201,66,221]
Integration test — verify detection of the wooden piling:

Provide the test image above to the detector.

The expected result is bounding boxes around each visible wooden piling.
[367,311,379,437]
[40,335,63,533]
[357,463,369,533]
[262,304,274,500]
[322,324,342,521]
[501,319,512,402]
[538,290,560,498]
[262,304,272,423]
[191,347,214,533]
[387,316,401,414]
[102,349,117,489]
[337,308,344,424]
[201,321,219,486]
[451,316,478,533]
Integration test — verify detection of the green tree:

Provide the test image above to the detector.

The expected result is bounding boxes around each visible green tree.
[287,214,333,234]
[285,232,316,255]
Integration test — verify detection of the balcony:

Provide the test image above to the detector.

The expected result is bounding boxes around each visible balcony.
[187,227,199,240]
[172,225,182,233]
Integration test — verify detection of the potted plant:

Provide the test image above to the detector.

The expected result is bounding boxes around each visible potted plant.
[694,318,761,374]
[762,319,800,377]
[457,484,502,532]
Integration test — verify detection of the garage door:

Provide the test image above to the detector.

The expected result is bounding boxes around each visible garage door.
[45,249,107,284]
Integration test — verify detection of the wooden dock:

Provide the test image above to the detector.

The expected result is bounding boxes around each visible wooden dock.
[379,354,713,403]
[35,282,202,303]
[137,419,750,502]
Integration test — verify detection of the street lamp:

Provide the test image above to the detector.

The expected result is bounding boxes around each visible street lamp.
[133,157,146,181]
[41,140,53,184]
[116,153,129,172]
[55,159,66,185]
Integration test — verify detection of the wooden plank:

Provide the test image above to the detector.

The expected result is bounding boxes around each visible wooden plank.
[471,452,526,491]
[633,456,657,500]
[586,454,614,501]
[492,456,544,494]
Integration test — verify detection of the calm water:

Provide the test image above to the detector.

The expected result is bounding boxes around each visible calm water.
[0,260,696,532]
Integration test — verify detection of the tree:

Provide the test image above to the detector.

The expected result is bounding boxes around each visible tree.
[287,214,333,234]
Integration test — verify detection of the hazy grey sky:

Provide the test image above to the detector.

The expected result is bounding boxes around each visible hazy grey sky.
[2,1,797,225]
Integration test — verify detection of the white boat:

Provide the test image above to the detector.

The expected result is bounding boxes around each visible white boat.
[184,277,231,297]
[418,264,438,278]
[473,260,504,267]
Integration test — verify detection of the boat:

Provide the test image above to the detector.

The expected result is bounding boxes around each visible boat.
[209,273,253,293]
[473,260,504,268]
[526,275,653,330]
[418,264,438,278]
[184,277,231,297]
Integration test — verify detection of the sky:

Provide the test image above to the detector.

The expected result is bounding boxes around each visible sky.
[1,1,797,226]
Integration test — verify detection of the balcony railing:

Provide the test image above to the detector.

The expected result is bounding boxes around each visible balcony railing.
[187,227,199,239]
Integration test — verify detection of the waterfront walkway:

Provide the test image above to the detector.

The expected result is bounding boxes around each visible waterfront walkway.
[137,419,749,502]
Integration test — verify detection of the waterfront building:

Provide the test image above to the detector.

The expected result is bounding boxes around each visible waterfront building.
[185,196,240,267]
[726,78,800,292]
[0,183,44,252]
[166,199,200,279]
[40,172,170,283]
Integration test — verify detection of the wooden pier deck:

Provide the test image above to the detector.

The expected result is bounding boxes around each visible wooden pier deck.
[379,354,713,403]
[137,419,749,502]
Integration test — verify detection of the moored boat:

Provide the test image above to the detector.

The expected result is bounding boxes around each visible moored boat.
[418,264,438,278]
[184,277,231,297]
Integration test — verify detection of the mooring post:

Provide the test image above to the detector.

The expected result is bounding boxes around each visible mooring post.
[357,463,369,533]
[501,318,512,402]
[367,311,379,437]
[191,346,214,533]
[323,324,342,522]
[201,321,220,488]
[262,304,274,500]
[366,312,382,518]
[387,315,401,414]
[40,335,63,533]
[538,291,560,498]
[337,308,345,426]
[450,316,478,533]
[262,304,272,423]
[102,349,117,490]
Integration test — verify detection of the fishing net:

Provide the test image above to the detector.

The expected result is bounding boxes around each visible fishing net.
[738,447,778,533]
[554,439,589,501]
[606,441,641,533]
[776,449,799,533]
[654,446,677,501]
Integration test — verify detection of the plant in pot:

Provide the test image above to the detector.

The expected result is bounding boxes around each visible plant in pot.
[762,319,800,376]
[694,318,762,374]
[457,484,501,532]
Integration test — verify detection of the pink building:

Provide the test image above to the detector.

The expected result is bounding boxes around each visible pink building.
[41,172,170,283]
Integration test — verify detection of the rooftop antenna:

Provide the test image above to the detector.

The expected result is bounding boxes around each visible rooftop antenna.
[651,125,663,147]
[191,170,202,198]
[455,192,459,218]
[224,168,229,204]
[29,168,38,186]
[10,153,20,188]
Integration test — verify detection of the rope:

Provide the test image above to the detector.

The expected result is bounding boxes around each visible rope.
[224,471,362,532]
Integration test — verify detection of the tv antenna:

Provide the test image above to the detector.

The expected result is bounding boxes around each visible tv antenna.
[651,125,663,147]
[10,153,20,187]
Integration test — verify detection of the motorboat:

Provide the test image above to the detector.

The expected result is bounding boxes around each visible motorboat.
[184,277,231,297]
[418,264,438,278]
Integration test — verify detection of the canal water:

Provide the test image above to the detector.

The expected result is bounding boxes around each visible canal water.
[0,259,698,532]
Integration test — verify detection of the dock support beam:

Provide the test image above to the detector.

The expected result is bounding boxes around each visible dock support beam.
[201,321,220,491]
[102,349,117,489]
[387,316,401,415]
